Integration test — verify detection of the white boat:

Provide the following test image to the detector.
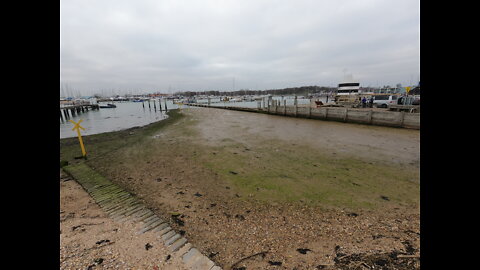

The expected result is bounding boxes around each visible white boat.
[337,74,360,96]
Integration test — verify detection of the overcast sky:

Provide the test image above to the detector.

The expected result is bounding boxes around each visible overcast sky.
[60,0,419,95]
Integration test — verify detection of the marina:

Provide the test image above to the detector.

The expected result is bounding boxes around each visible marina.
[59,1,421,269]
[60,86,420,139]
[59,99,183,139]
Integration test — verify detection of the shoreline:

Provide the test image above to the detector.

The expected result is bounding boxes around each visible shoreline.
[60,108,420,269]
[60,102,172,139]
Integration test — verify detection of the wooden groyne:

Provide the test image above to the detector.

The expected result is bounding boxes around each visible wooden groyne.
[60,104,100,121]
[187,103,420,130]
[63,163,222,270]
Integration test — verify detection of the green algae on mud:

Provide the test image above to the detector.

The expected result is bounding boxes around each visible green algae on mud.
[59,108,420,270]
[60,108,419,210]
[193,138,419,209]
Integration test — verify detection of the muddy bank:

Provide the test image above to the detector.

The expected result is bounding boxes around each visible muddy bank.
[77,108,420,269]
[192,107,420,168]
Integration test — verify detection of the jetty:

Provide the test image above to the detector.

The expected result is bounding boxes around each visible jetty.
[60,104,100,121]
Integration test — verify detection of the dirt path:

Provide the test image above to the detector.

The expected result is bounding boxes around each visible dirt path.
[81,108,420,269]
[60,170,189,270]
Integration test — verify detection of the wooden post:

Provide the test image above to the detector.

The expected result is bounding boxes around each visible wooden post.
[275,99,278,113]
[295,97,298,117]
[148,100,151,109]
[325,107,329,119]
[60,110,64,121]
[399,111,405,127]
[154,100,157,111]
[309,105,312,118]
[159,99,162,111]
[284,100,287,115]
[64,109,69,119]
[142,101,145,108]
[165,99,168,111]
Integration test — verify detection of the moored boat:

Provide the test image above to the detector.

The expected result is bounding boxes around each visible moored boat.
[99,103,117,108]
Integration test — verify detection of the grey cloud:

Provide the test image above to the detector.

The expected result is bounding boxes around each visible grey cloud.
[60,0,419,94]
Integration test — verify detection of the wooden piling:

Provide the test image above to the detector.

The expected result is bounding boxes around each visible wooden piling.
[284,100,287,115]
[60,110,64,121]
[159,99,162,111]
[164,99,168,111]
[294,96,298,117]
[399,111,406,127]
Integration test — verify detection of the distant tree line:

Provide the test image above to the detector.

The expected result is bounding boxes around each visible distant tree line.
[175,85,338,97]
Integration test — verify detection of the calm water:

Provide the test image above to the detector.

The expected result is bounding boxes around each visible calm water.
[195,96,325,108]
[60,100,184,139]
[60,96,328,139]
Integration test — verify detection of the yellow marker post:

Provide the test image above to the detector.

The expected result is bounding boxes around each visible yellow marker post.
[69,119,87,158]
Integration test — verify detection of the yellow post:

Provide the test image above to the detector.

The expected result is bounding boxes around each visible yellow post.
[69,119,87,157]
